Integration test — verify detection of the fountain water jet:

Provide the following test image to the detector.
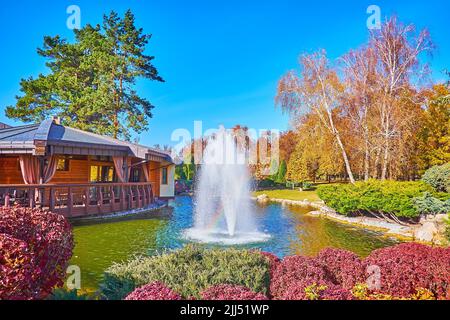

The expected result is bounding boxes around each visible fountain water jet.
[184,127,270,245]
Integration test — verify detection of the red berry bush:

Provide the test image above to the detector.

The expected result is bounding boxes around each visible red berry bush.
[365,243,450,299]
[125,282,182,300]
[0,206,74,300]
[201,284,268,300]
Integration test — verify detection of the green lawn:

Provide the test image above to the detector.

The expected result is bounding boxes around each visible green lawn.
[253,189,321,202]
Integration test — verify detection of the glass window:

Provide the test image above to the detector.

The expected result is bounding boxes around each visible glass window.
[161,167,168,185]
[90,165,115,182]
[56,158,70,171]
[130,168,141,182]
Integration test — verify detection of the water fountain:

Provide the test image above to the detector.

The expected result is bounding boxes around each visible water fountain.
[184,127,270,245]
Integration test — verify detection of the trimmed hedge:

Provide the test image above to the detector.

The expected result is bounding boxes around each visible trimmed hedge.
[100,245,270,300]
[317,180,444,218]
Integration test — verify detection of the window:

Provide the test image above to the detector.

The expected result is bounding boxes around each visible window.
[161,167,168,185]
[130,168,141,182]
[56,157,70,171]
[90,166,115,182]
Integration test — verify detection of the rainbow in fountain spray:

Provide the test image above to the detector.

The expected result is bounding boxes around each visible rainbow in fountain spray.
[184,127,270,245]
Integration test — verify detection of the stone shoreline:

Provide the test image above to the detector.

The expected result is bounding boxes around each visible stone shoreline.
[252,195,448,245]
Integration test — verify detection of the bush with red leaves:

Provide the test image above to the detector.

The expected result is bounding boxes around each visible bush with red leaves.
[365,243,450,299]
[270,255,328,300]
[200,284,268,300]
[125,282,182,300]
[316,248,366,289]
[0,206,74,300]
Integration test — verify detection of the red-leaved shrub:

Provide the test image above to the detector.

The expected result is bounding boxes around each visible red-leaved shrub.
[0,206,74,300]
[316,248,365,289]
[270,255,328,300]
[125,282,182,300]
[364,243,450,299]
[200,284,268,300]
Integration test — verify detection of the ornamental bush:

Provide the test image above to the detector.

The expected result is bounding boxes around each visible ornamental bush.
[125,282,182,300]
[364,243,450,299]
[200,284,268,300]
[316,248,365,290]
[270,255,328,300]
[412,192,450,215]
[0,206,74,300]
[317,180,436,218]
[271,248,366,300]
[101,245,270,300]
[422,163,450,193]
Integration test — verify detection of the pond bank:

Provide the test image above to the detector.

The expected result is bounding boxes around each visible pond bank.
[252,194,447,245]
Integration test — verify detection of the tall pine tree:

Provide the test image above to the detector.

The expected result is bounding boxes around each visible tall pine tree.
[6,10,163,140]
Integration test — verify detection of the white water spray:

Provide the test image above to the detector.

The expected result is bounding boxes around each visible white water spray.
[184,127,269,245]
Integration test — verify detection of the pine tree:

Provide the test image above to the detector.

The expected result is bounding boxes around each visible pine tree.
[6,10,163,140]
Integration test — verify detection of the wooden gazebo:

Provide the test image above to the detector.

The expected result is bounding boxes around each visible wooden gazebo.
[0,118,175,218]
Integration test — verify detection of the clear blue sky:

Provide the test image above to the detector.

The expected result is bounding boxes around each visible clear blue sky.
[0,0,449,146]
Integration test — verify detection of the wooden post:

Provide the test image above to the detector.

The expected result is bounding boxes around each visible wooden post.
[29,188,35,208]
[68,187,73,217]
[120,185,126,211]
[136,185,141,208]
[4,194,10,207]
[98,186,104,214]
[84,187,90,215]
[128,185,132,209]
[110,185,115,211]
[49,187,55,211]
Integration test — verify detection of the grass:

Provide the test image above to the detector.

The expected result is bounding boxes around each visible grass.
[252,182,347,203]
[253,189,321,202]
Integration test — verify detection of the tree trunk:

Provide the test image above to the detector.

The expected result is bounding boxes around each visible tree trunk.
[113,77,123,139]
[381,136,389,180]
[335,134,356,184]
[364,131,370,181]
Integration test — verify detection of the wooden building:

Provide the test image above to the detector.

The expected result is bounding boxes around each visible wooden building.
[0,118,175,218]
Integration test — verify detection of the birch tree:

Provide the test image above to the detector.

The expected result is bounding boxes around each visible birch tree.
[276,50,356,183]
[369,17,433,179]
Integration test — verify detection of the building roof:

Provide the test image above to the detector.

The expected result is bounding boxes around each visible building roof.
[0,122,12,129]
[0,119,172,163]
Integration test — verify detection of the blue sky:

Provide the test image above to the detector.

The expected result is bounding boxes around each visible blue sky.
[0,0,449,146]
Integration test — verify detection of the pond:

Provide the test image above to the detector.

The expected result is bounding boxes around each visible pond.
[70,196,399,292]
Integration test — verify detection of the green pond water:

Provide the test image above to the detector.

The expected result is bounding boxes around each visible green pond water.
[70,196,399,291]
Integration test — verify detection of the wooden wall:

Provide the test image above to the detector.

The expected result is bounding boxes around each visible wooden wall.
[0,156,90,184]
[52,159,89,183]
[0,157,24,184]
[147,161,161,197]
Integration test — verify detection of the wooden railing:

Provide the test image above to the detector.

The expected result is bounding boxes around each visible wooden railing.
[0,182,154,218]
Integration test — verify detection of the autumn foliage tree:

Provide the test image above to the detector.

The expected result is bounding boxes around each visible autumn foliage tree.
[279,16,441,182]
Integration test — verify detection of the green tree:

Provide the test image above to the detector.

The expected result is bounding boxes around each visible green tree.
[274,160,287,183]
[6,10,163,140]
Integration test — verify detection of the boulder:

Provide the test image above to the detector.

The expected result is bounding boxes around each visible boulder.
[256,194,269,203]
[414,222,438,243]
